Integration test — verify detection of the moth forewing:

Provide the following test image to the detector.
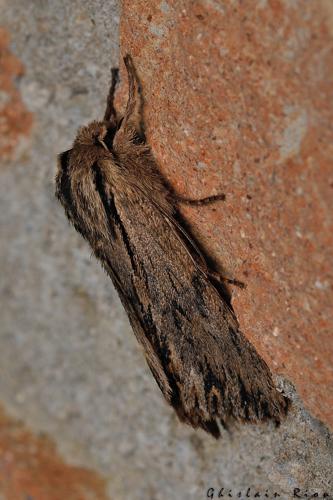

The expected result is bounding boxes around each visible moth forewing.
[55,55,289,438]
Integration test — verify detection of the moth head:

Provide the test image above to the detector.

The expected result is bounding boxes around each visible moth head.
[74,120,117,152]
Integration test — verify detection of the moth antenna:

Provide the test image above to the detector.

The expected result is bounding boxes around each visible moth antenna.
[104,67,120,121]
[121,54,145,138]
[123,54,136,119]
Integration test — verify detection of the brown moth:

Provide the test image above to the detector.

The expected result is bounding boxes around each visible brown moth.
[55,55,289,438]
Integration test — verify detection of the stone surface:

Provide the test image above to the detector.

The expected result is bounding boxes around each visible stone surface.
[120,0,333,429]
[0,1,332,499]
[0,28,33,160]
[0,405,108,500]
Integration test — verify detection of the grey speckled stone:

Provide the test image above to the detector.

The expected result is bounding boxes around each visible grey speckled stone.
[0,1,332,499]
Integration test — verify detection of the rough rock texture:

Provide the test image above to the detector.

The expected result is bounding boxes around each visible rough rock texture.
[0,1,332,499]
[120,0,333,430]
[0,404,108,500]
[0,28,33,160]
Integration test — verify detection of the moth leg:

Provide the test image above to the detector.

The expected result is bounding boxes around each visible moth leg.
[175,193,226,206]
[209,269,246,289]
[122,54,145,139]
[104,67,120,122]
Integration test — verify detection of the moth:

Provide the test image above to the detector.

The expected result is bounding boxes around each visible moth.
[55,55,289,437]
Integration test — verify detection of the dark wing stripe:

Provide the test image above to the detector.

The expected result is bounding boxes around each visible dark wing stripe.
[55,150,73,216]
[56,150,91,239]
[92,164,172,379]
[91,162,118,242]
